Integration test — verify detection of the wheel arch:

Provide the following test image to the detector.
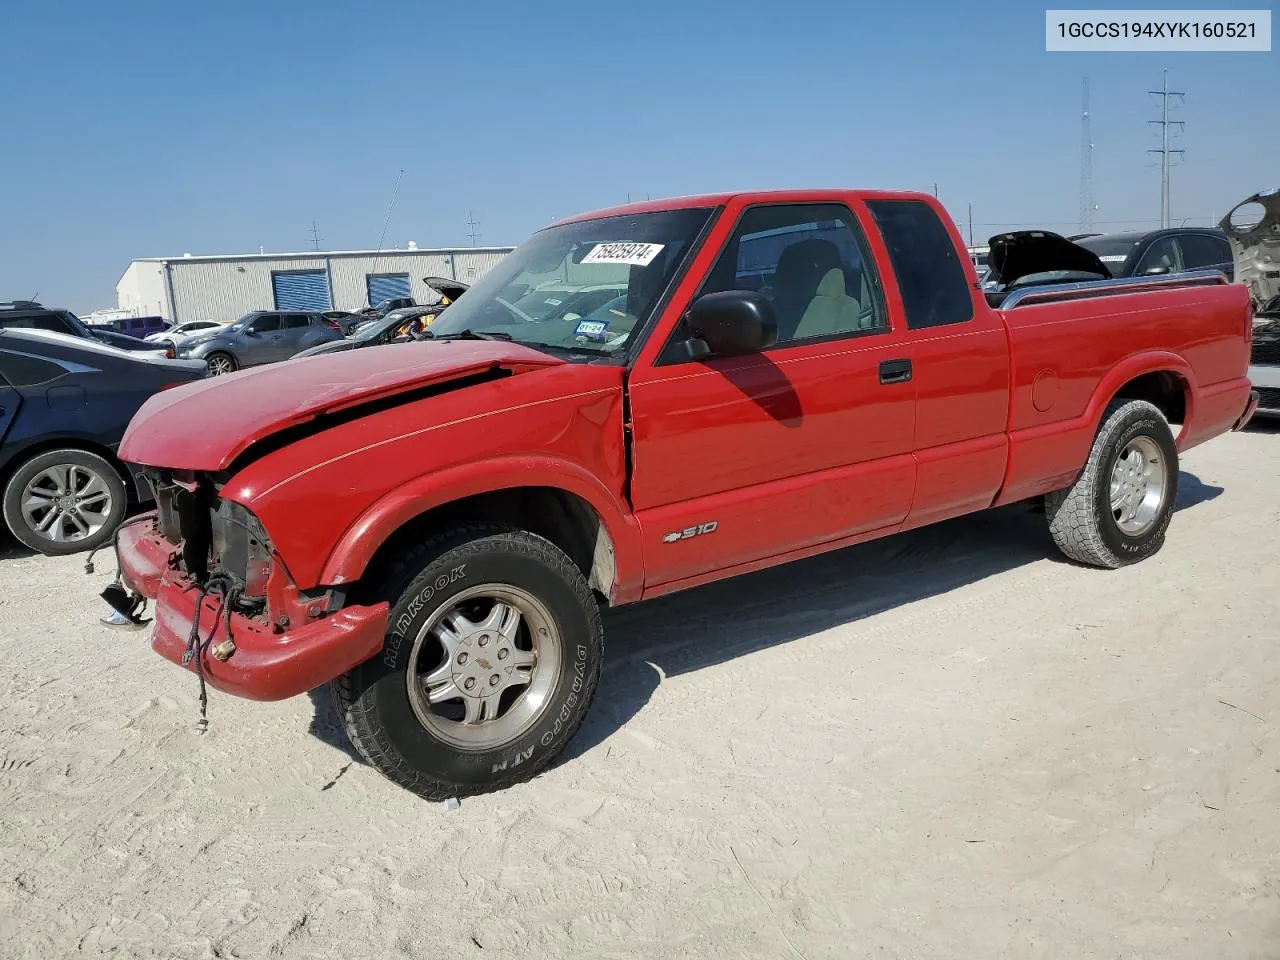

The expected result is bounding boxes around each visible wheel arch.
[1086,352,1196,447]
[319,460,644,606]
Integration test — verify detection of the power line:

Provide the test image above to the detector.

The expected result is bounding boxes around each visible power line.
[1148,66,1185,229]
[1079,76,1095,231]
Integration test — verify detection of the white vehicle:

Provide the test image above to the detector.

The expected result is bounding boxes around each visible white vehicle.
[143,319,224,343]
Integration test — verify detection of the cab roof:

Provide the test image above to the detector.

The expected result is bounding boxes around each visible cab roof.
[548,189,937,227]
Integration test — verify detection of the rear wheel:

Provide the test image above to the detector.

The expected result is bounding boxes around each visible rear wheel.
[2,449,128,555]
[1046,399,1179,568]
[205,352,237,375]
[333,524,603,800]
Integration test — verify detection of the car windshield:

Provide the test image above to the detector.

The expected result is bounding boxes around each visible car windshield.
[57,310,94,337]
[1075,236,1143,274]
[427,207,715,354]
[356,310,421,341]
[226,313,258,332]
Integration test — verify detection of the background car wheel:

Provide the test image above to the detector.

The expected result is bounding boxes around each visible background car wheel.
[2,449,129,556]
[333,523,604,801]
[1046,399,1179,568]
[205,352,237,375]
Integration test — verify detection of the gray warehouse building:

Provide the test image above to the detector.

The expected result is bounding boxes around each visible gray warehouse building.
[115,245,515,323]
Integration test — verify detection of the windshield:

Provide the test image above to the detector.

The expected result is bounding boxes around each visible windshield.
[427,207,715,354]
[1075,236,1143,275]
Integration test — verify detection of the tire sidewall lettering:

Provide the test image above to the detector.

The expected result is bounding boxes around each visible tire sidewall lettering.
[384,563,467,668]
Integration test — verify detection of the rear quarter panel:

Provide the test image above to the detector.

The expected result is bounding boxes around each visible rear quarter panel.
[995,280,1251,505]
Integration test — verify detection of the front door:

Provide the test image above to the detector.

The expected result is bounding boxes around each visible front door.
[627,200,918,591]
[243,313,283,365]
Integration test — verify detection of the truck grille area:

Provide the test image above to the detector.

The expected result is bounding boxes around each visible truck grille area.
[1256,386,1280,412]
[1252,339,1280,366]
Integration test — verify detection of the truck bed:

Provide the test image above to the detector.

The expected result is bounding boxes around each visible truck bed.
[992,270,1253,506]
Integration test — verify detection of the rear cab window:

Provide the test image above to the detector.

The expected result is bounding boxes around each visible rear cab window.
[866,199,973,329]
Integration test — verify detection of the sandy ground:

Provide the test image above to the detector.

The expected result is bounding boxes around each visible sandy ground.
[0,425,1277,960]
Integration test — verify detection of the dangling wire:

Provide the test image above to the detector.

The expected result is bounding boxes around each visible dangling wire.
[180,573,242,733]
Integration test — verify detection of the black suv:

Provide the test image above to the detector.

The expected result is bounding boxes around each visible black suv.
[0,327,206,555]
[0,301,165,354]
[1072,227,1234,280]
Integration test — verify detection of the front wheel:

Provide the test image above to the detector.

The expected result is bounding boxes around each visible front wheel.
[333,524,603,800]
[205,352,237,375]
[1046,399,1179,568]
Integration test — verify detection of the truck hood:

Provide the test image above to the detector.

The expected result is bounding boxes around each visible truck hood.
[119,340,564,472]
[1219,187,1280,317]
[987,230,1111,287]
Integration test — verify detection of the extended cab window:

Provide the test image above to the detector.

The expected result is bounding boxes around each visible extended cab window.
[697,203,886,345]
[866,199,973,329]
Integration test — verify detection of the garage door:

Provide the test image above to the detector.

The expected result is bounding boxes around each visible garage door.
[271,270,331,310]
[367,273,411,305]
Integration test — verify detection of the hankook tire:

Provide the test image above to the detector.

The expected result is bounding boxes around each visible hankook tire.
[333,524,604,800]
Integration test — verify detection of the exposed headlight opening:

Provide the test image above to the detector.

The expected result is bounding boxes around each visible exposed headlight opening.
[210,499,273,599]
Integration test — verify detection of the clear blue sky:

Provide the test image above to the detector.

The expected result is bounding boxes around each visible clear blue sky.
[1,0,1275,312]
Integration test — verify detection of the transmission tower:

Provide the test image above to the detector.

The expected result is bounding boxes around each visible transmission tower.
[1079,77,1094,231]
[466,211,481,246]
[308,221,323,251]
[1148,67,1185,228]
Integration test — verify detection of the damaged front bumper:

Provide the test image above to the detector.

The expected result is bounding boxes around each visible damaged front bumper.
[114,515,389,701]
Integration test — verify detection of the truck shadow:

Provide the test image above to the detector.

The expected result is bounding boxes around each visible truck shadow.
[304,471,1223,770]
[559,469,1222,765]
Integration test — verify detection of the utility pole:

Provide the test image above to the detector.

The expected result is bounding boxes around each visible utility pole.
[1148,67,1185,229]
[467,211,481,246]
[967,203,974,247]
[308,221,323,251]
[1079,77,1095,231]
[932,183,939,198]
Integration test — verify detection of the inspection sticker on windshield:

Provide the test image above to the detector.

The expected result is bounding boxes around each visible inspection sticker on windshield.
[574,319,609,341]
[1099,255,1128,262]
[580,242,665,267]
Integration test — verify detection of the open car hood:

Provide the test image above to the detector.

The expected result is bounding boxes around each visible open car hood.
[119,340,563,472]
[423,276,470,303]
[987,230,1111,287]
[1219,187,1280,317]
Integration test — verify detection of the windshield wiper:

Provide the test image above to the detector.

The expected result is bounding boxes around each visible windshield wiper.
[421,328,514,342]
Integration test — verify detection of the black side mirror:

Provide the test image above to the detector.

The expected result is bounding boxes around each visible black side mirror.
[682,290,777,359]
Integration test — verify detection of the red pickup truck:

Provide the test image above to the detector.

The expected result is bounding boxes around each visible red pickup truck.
[105,189,1259,800]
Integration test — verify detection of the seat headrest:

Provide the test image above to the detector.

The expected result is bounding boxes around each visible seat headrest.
[815,267,846,298]
[774,238,843,292]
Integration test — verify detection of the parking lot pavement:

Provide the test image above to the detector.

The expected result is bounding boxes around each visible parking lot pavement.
[0,424,1277,960]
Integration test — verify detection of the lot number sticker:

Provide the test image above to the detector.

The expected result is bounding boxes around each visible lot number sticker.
[580,242,665,267]
[574,319,609,341]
